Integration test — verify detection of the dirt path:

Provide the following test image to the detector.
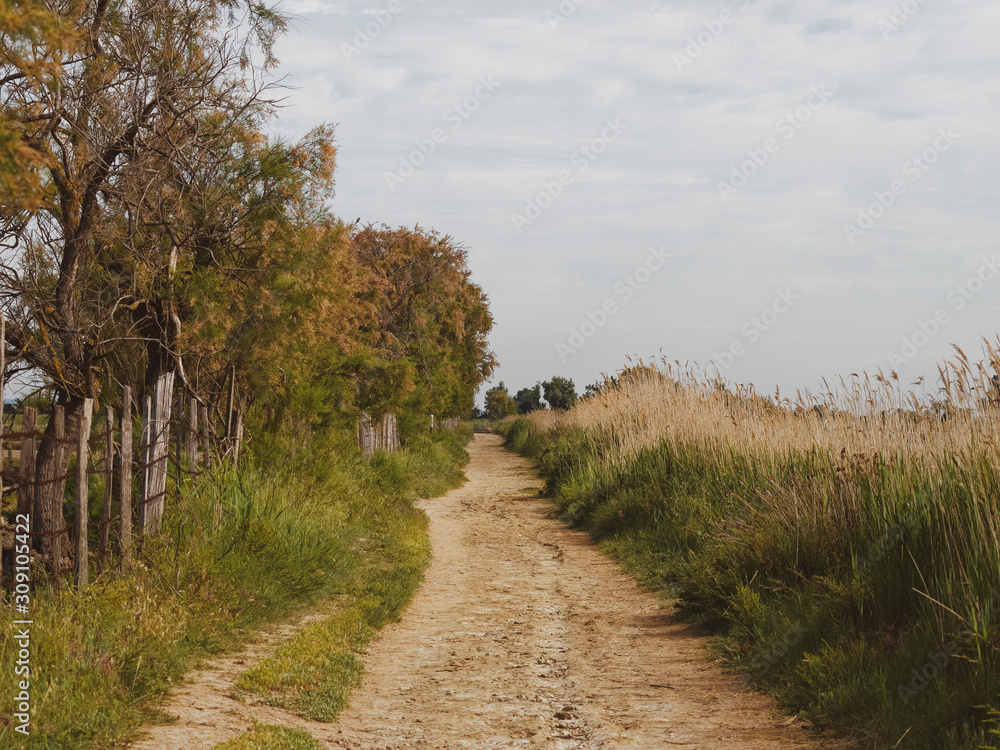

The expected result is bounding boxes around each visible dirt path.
[131,435,818,749]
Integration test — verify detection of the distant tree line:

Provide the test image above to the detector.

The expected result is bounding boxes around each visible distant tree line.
[481,376,589,420]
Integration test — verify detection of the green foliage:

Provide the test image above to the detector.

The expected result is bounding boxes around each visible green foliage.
[0,0,74,209]
[484,381,518,420]
[347,225,497,422]
[497,417,546,456]
[212,725,322,750]
[542,376,577,410]
[12,389,54,412]
[506,419,1000,749]
[233,609,372,721]
[514,383,543,414]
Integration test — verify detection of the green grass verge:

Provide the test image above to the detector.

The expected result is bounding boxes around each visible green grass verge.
[211,725,321,750]
[497,417,1000,750]
[230,431,462,722]
[232,607,372,721]
[0,423,468,750]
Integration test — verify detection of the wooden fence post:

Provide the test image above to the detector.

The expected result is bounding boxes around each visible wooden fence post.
[233,409,243,466]
[120,387,133,570]
[358,412,373,458]
[74,398,93,589]
[175,387,183,485]
[187,397,198,473]
[141,373,174,534]
[225,365,236,444]
[99,406,114,573]
[200,405,211,470]
[139,395,151,525]
[50,406,64,588]
[17,408,36,518]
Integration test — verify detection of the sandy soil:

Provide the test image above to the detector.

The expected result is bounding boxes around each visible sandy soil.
[129,434,821,749]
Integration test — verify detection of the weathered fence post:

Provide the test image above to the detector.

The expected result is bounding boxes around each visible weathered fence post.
[186,397,198,473]
[380,413,398,452]
[139,395,151,522]
[17,408,36,518]
[74,398,93,589]
[119,387,133,570]
[225,365,236,447]
[358,413,399,458]
[143,372,174,534]
[175,387,183,485]
[233,409,243,466]
[200,405,211,470]
[49,406,64,588]
[358,412,373,458]
[99,406,114,573]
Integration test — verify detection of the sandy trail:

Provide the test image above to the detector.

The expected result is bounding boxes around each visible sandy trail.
[130,434,818,749]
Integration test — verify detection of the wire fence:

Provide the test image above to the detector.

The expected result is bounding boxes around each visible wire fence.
[0,391,240,592]
[1,365,457,597]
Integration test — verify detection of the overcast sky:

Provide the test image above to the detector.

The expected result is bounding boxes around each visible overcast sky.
[267,0,1000,404]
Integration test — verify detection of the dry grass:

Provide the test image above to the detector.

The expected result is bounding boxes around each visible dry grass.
[535,341,1000,468]
[508,340,1000,748]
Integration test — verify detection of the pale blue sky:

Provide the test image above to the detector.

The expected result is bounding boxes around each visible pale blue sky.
[269,0,1000,403]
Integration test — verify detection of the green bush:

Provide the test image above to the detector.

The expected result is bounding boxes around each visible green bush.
[212,725,321,750]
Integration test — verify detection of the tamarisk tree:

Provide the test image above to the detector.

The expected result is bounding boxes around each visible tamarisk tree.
[350,224,497,424]
[0,0,295,553]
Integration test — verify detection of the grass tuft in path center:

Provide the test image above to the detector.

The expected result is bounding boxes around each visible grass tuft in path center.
[211,724,322,750]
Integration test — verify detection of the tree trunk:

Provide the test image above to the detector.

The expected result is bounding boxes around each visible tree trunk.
[119,387,133,570]
[33,396,82,574]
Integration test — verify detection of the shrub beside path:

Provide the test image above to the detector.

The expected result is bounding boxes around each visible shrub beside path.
[130,434,822,749]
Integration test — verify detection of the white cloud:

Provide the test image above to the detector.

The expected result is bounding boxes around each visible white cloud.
[268,0,1000,402]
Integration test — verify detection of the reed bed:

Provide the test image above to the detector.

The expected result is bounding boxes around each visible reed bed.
[546,343,1000,466]
[505,341,1000,749]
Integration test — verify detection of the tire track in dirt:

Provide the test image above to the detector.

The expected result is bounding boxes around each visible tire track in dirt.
[129,434,822,749]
